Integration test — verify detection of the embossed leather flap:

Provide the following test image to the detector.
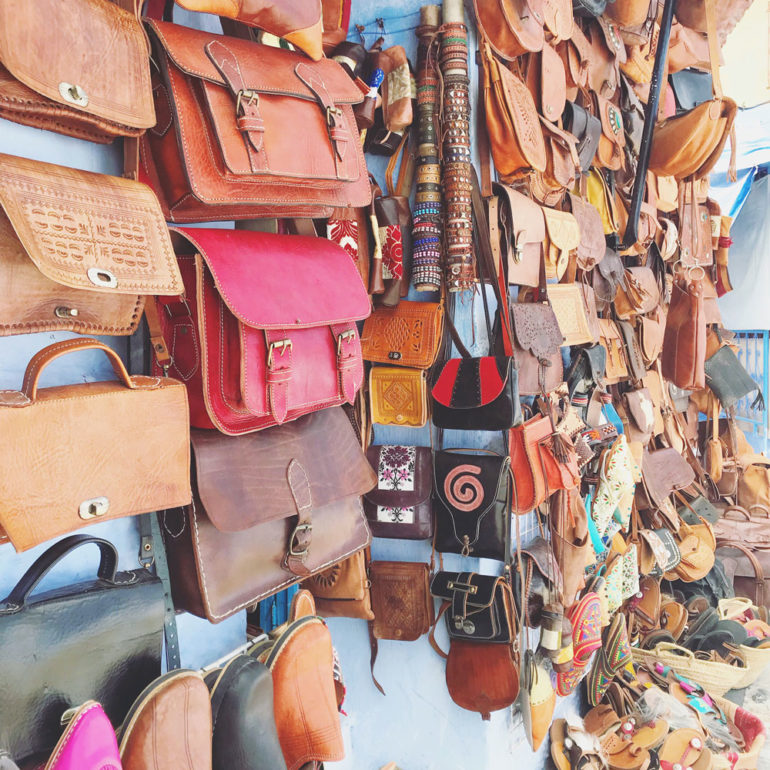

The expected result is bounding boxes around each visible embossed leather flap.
[568,193,605,271]
[542,208,580,253]
[173,227,369,329]
[548,284,596,346]
[369,366,428,427]
[512,302,563,360]
[190,408,375,534]
[431,357,513,409]
[430,571,502,611]
[360,301,444,369]
[0,0,153,129]
[0,153,182,295]
[364,445,432,509]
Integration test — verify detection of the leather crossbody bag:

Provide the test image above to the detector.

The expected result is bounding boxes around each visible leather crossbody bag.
[662,273,706,390]
[705,342,761,409]
[0,153,183,337]
[370,561,434,642]
[433,450,511,562]
[163,408,374,623]
[153,227,370,434]
[303,549,374,620]
[0,339,190,552]
[474,0,545,60]
[369,366,428,427]
[140,19,370,222]
[363,445,433,539]
[0,536,163,763]
[0,0,154,144]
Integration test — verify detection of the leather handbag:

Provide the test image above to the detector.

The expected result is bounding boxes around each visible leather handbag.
[511,301,564,395]
[705,343,760,409]
[120,670,212,770]
[204,656,285,770]
[371,174,412,306]
[0,536,163,763]
[140,19,370,222]
[649,0,736,181]
[593,248,626,314]
[525,41,567,122]
[175,0,325,61]
[154,227,369,435]
[548,283,598,347]
[568,193,605,272]
[251,615,343,770]
[679,200,714,267]
[360,300,444,369]
[562,101,601,173]
[0,339,190,552]
[480,41,547,182]
[369,366,428,427]
[671,69,714,113]
[303,549,374,620]
[542,0,574,42]
[636,448,695,513]
[639,307,667,366]
[474,0,546,60]
[492,183,546,288]
[44,701,122,770]
[370,561,434,642]
[542,208,580,281]
[614,268,660,321]
[0,0,154,143]
[0,152,183,337]
[599,318,630,384]
[363,445,433,539]
[662,274,707,390]
[163,408,375,623]
[717,541,770,610]
[531,118,580,206]
[433,450,511,561]
[430,572,517,644]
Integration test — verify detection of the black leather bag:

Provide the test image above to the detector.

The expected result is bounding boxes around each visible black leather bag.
[671,69,714,114]
[207,654,286,770]
[573,0,610,16]
[433,451,511,562]
[430,572,516,643]
[431,356,522,431]
[0,535,163,763]
[562,101,602,173]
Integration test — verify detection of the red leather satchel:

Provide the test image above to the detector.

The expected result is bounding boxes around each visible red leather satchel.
[140,20,371,222]
[152,228,370,434]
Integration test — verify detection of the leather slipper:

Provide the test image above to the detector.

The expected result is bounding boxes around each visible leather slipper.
[696,629,734,658]
[660,601,688,641]
[587,613,631,707]
[658,729,709,770]
[641,629,676,650]
[715,619,749,646]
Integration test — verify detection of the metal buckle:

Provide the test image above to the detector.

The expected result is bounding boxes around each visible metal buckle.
[267,339,292,367]
[326,105,343,126]
[288,523,312,557]
[336,329,356,356]
[446,581,478,595]
[236,89,259,114]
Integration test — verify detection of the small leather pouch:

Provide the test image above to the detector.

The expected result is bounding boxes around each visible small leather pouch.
[430,572,516,644]
[614,266,661,319]
[304,549,374,620]
[493,183,545,288]
[369,366,428,427]
[511,301,564,395]
[562,101,602,173]
[363,445,433,539]
[370,561,433,641]
[0,153,183,337]
[599,318,630,384]
[0,0,154,143]
[542,208,580,280]
[361,301,444,369]
[548,283,598,347]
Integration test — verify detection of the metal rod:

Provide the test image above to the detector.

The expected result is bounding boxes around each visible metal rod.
[621,0,676,251]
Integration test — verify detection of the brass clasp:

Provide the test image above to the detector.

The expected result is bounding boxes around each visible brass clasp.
[336,329,356,355]
[236,89,259,114]
[267,339,292,367]
[326,105,343,126]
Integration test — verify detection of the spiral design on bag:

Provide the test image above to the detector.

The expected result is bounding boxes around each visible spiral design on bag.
[444,464,484,511]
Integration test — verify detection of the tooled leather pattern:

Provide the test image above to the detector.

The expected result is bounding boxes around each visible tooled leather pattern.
[512,304,562,361]
[501,65,547,170]
[373,569,427,637]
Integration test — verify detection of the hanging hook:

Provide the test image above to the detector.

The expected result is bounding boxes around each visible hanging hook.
[355,23,366,45]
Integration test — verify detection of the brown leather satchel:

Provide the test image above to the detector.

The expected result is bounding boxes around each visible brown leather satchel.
[0,0,154,143]
[0,153,183,337]
[0,339,191,552]
[370,561,434,642]
[481,42,547,182]
[614,266,661,319]
[303,549,374,620]
[599,318,630,384]
[141,20,370,222]
[360,301,444,369]
[474,0,546,60]
[175,0,325,61]
[163,408,375,622]
[662,274,706,390]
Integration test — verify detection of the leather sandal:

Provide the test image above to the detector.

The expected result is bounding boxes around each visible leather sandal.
[660,601,688,641]
[658,729,711,770]
[550,719,607,770]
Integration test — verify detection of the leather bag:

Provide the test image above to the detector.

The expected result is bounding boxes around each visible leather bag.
[568,193,605,271]
[363,445,433,539]
[481,42,548,182]
[0,152,183,337]
[542,207,580,281]
[0,339,190,552]
[252,616,343,770]
[705,343,760,409]
[163,408,375,623]
[511,301,564,395]
[433,451,511,561]
[303,549,374,620]
[614,266,660,319]
[493,183,545,288]
[599,318,630,384]
[155,227,369,435]
[674,0,753,46]
[636,447,695,512]
[360,300,444,369]
[120,670,213,770]
[649,0,736,181]
[662,274,706,390]
[370,561,434,642]
[369,366,428,427]
[562,101,601,173]
[679,200,714,267]
[525,41,567,122]
[0,535,163,763]
[548,283,598,347]
[175,0,325,61]
[205,656,285,770]
[593,248,626,314]
[474,0,546,60]
[0,0,154,143]
[141,20,370,222]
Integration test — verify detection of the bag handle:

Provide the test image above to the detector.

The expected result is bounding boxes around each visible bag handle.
[21,339,137,401]
[1,535,120,610]
[715,540,766,607]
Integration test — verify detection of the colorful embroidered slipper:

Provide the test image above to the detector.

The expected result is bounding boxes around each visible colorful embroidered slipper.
[555,593,603,696]
[587,613,632,706]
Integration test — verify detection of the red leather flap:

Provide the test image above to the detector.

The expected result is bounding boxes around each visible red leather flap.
[190,409,376,533]
[172,228,370,329]
[147,20,362,104]
[431,357,512,409]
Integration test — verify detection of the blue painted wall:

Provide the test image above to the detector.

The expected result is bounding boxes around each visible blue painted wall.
[0,3,579,767]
